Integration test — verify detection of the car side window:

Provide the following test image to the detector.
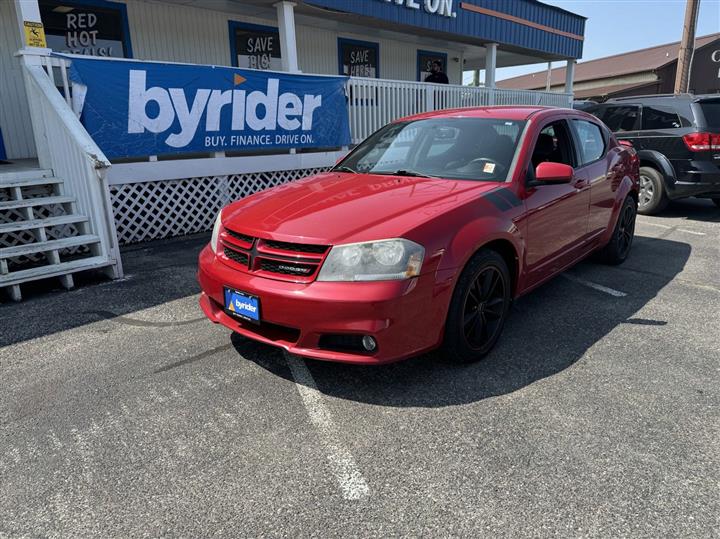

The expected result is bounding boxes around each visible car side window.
[530,121,576,172]
[571,120,606,166]
[641,105,682,130]
[599,105,640,132]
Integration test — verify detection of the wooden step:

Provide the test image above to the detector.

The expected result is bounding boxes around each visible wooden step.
[0,214,89,234]
[0,169,53,183]
[0,176,63,189]
[0,234,100,259]
[0,255,111,287]
[0,195,75,211]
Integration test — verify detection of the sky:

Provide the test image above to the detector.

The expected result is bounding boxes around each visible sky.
[465,0,720,83]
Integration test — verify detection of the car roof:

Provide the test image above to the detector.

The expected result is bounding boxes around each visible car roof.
[605,93,715,103]
[396,106,553,122]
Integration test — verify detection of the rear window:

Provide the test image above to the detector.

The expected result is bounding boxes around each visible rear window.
[698,101,720,128]
[641,106,682,130]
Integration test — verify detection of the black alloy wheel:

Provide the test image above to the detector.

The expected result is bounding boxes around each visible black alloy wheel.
[616,201,636,259]
[597,196,637,265]
[441,249,512,363]
[462,266,506,351]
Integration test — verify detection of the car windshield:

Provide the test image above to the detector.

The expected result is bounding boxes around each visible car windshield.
[335,118,526,182]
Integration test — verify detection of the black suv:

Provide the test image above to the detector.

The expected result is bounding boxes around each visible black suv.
[584,94,720,214]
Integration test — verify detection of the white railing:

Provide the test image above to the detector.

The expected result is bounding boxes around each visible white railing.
[22,54,123,277]
[346,77,573,143]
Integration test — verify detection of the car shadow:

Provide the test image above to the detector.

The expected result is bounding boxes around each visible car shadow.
[0,233,209,347]
[238,235,691,407]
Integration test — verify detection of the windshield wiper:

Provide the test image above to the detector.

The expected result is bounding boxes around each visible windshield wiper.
[333,166,357,173]
[375,169,437,178]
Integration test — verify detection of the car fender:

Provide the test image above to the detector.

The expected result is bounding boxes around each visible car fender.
[599,175,638,245]
[637,149,676,189]
[436,213,524,294]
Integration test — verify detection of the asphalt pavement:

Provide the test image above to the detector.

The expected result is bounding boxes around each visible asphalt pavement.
[1,198,718,538]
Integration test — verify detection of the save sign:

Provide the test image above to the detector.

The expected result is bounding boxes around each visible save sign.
[67,55,350,158]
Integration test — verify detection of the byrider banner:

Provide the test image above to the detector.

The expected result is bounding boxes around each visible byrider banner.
[66,55,351,159]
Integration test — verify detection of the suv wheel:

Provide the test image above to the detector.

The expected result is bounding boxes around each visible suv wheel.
[638,166,669,215]
[441,249,511,364]
[598,196,637,265]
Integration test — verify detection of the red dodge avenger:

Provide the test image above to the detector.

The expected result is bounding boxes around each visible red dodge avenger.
[198,107,640,364]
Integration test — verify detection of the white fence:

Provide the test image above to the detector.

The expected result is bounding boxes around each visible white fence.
[346,77,572,143]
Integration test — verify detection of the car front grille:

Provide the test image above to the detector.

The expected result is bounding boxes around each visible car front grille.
[224,247,249,267]
[225,229,254,244]
[263,239,329,254]
[221,228,329,282]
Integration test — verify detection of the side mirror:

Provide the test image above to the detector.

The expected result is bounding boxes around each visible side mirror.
[535,162,574,183]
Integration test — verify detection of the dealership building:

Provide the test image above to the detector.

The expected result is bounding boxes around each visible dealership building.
[498,32,720,100]
[0,0,586,300]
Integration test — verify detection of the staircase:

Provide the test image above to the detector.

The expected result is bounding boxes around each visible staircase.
[0,168,116,301]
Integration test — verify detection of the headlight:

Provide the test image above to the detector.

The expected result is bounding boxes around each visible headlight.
[210,213,222,253]
[317,239,424,281]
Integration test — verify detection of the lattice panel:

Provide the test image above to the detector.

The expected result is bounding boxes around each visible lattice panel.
[110,167,330,245]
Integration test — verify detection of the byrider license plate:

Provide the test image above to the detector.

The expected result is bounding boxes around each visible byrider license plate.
[224,287,261,324]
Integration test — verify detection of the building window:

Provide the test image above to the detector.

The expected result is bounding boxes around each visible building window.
[229,21,282,70]
[417,50,447,82]
[39,0,132,58]
[338,38,379,78]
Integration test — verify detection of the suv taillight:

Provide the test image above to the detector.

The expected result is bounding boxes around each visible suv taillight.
[682,132,720,151]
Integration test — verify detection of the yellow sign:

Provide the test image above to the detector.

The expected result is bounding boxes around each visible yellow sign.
[23,21,47,48]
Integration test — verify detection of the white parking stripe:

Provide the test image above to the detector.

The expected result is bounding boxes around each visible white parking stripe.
[637,221,672,229]
[678,228,706,236]
[285,353,370,501]
[562,274,628,297]
[637,220,706,236]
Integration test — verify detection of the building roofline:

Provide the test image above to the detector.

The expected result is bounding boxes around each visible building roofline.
[498,32,720,88]
[532,0,588,20]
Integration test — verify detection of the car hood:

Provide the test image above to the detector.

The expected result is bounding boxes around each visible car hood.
[221,171,500,244]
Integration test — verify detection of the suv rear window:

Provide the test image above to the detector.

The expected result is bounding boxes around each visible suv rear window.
[641,106,682,130]
[698,101,720,128]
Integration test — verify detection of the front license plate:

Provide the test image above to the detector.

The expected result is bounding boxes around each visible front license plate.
[224,287,260,324]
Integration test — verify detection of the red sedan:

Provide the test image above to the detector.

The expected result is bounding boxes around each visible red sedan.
[198,107,639,364]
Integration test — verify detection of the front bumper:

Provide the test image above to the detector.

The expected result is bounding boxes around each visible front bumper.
[197,245,450,364]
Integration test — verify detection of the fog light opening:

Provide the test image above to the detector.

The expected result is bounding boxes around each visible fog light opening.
[362,335,377,352]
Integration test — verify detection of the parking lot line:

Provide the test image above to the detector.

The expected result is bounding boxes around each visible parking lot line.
[677,229,706,236]
[637,220,706,236]
[561,274,628,297]
[637,220,672,229]
[285,353,370,501]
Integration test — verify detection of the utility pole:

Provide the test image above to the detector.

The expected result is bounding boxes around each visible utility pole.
[674,0,701,94]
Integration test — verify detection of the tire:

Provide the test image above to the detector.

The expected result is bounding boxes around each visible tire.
[440,249,512,364]
[712,198,720,209]
[598,196,637,265]
[638,166,669,215]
